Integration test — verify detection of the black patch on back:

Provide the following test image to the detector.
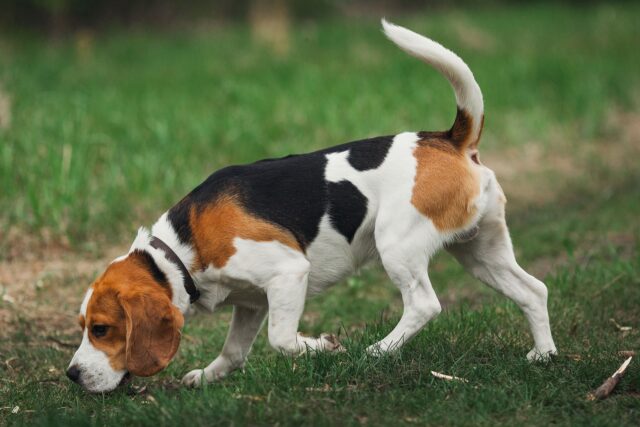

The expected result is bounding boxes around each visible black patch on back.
[132,250,169,288]
[168,198,194,245]
[167,135,394,249]
[346,136,393,171]
[327,181,368,243]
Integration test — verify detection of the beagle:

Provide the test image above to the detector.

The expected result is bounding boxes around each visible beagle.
[67,20,557,393]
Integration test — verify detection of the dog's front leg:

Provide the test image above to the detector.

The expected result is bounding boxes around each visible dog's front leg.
[266,270,343,355]
[182,305,267,387]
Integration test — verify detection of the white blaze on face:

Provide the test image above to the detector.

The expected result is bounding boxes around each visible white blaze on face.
[79,287,93,316]
[68,330,126,393]
[68,287,126,393]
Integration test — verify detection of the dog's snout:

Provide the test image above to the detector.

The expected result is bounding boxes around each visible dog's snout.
[66,365,81,383]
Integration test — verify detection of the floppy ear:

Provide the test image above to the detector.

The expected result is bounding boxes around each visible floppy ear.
[120,290,184,377]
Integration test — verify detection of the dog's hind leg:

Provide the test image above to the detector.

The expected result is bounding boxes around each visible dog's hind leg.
[446,192,557,361]
[182,305,268,387]
[367,220,443,355]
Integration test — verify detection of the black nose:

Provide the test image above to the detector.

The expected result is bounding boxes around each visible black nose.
[66,365,81,383]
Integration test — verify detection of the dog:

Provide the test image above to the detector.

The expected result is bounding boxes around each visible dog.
[67,20,557,393]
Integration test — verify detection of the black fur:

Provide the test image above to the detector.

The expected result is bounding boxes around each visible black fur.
[167,136,393,249]
[132,250,169,288]
[168,198,194,245]
[327,181,368,243]
[346,136,393,170]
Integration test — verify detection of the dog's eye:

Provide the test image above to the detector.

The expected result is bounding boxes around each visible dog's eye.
[91,324,108,338]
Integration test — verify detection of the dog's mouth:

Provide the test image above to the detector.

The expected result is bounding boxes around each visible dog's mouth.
[119,371,132,387]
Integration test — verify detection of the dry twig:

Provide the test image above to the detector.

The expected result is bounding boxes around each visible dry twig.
[609,318,632,332]
[587,357,632,401]
[430,371,469,383]
[46,336,77,348]
[591,274,624,297]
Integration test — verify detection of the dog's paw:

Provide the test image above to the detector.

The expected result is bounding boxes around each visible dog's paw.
[319,333,346,353]
[182,369,208,388]
[526,348,557,363]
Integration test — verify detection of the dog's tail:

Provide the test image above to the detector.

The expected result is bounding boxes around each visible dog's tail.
[382,19,484,151]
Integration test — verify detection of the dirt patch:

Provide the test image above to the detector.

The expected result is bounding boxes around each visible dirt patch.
[439,286,488,311]
[485,110,640,208]
[0,85,10,130]
[0,245,127,340]
[451,18,496,52]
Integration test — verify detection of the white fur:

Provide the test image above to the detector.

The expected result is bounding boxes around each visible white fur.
[382,20,484,144]
[128,226,151,252]
[151,213,196,269]
[71,287,126,392]
[146,246,192,313]
[306,214,357,295]
[446,177,557,361]
[68,328,126,393]
[79,287,93,316]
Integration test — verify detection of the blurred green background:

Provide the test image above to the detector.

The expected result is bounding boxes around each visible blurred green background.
[0,1,639,426]
[1,0,638,250]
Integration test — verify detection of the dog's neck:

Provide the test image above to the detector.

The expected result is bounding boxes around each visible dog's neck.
[121,213,197,314]
[151,212,197,314]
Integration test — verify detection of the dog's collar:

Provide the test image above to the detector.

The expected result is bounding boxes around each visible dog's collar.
[149,236,200,304]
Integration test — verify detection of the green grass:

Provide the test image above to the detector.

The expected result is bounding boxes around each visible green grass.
[1,179,639,426]
[1,2,640,426]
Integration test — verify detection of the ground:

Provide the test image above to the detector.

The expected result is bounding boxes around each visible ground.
[1,3,639,426]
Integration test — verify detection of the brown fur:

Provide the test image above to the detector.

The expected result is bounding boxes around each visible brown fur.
[419,109,484,153]
[189,194,301,270]
[84,254,183,375]
[449,108,473,147]
[77,314,85,330]
[411,138,480,231]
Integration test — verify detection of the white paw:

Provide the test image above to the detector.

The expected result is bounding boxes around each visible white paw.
[526,348,557,363]
[319,333,346,353]
[182,369,208,388]
[366,339,403,356]
[366,345,384,357]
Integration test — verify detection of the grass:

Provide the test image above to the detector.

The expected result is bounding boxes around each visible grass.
[1,2,639,426]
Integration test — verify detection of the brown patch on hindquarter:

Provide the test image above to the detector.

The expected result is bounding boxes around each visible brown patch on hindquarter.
[189,194,301,269]
[411,140,479,230]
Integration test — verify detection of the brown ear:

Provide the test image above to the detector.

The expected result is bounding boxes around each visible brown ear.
[120,290,184,377]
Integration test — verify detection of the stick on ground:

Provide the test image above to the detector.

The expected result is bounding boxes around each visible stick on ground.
[431,371,469,383]
[588,357,633,401]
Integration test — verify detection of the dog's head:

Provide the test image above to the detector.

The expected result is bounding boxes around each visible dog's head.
[67,251,184,393]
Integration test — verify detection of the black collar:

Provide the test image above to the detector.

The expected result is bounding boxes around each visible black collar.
[150,236,200,304]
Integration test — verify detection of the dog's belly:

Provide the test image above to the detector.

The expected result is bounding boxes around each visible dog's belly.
[306,213,378,296]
